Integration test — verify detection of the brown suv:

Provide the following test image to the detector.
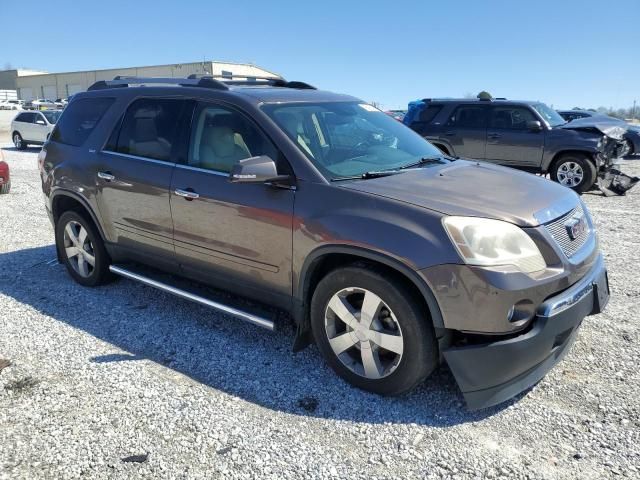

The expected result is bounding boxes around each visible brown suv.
[39,76,609,409]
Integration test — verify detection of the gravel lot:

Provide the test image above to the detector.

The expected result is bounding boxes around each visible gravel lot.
[0,145,638,480]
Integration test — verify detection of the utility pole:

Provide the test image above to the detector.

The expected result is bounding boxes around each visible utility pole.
[633,100,637,121]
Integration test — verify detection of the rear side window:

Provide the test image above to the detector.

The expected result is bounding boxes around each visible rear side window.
[417,105,443,123]
[51,97,114,146]
[113,98,186,161]
[15,112,36,123]
[447,106,487,128]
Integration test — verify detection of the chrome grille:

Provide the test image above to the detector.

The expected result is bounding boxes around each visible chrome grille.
[544,204,591,258]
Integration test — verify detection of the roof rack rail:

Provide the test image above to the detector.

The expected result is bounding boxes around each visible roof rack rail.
[88,75,316,92]
[88,76,229,91]
[188,74,316,90]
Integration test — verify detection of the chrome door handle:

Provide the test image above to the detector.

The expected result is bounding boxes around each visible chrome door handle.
[174,188,200,200]
[97,171,115,181]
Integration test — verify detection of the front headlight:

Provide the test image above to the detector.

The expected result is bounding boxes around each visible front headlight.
[442,216,546,273]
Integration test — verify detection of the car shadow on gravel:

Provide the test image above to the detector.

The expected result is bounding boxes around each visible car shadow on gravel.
[0,245,521,427]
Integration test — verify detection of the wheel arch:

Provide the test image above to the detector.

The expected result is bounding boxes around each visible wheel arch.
[431,142,451,155]
[296,246,445,333]
[547,149,597,172]
[51,190,107,243]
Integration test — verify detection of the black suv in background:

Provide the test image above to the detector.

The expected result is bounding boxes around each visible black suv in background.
[404,98,630,193]
[38,77,609,409]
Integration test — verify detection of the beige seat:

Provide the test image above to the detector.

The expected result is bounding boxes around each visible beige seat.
[199,126,251,172]
[129,117,171,160]
[276,112,314,158]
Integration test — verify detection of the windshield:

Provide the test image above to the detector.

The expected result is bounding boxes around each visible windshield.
[532,102,566,127]
[262,102,446,180]
[42,111,61,124]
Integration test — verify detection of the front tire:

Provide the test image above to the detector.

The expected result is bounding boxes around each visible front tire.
[55,211,112,287]
[310,266,438,396]
[550,153,596,193]
[13,133,26,150]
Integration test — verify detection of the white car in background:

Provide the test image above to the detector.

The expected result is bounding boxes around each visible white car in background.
[31,98,57,110]
[11,110,62,149]
[0,99,24,110]
[54,98,69,108]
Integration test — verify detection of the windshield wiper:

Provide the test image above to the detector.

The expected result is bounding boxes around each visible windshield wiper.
[398,156,445,170]
[331,170,403,182]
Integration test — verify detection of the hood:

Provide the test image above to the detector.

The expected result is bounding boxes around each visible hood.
[559,117,628,140]
[339,160,579,227]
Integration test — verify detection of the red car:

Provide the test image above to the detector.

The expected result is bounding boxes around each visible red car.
[0,159,10,194]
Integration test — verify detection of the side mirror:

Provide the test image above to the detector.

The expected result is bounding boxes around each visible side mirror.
[527,120,543,132]
[229,155,293,186]
[36,119,46,125]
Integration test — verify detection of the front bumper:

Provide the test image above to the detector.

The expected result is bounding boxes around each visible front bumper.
[443,254,609,410]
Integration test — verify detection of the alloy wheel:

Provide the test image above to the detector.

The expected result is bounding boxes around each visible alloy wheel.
[324,287,404,379]
[13,134,21,149]
[557,161,584,187]
[63,220,96,278]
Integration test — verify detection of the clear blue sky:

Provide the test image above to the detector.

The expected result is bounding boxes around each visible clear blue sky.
[3,0,638,110]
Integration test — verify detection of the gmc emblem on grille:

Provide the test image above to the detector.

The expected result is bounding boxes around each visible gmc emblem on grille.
[565,214,587,241]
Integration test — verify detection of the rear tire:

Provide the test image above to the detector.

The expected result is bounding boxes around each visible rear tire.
[550,153,596,193]
[56,210,112,287]
[13,133,26,150]
[310,266,438,396]
[0,181,10,194]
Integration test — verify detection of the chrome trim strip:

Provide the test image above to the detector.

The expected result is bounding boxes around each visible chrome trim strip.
[102,150,175,166]
[538,255,606,317]
[109,265,274,331]
[174,163,228,177]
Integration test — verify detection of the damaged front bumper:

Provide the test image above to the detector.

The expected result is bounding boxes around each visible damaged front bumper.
[443,254,609,410]
[595,135,639,195]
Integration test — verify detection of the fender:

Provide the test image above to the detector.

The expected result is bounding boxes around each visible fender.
[541,145,600,172]
[296,244,445,330]
[50,188,108,242]
[426,137,454,156]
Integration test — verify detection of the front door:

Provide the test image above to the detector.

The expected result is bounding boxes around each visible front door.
[484,105,545,168]
[441,104,488,159]
[95,97,192,262]
[170,102,295,302]
[33,112,51,142]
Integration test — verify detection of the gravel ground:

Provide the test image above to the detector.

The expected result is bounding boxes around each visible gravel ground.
[0,145,638,480]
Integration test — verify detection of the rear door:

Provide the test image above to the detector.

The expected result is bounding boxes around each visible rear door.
[441,104,488,159]
[95,97,193,263]
[484,105,545,167]
[15,112,37,141]
[170,102,295,301]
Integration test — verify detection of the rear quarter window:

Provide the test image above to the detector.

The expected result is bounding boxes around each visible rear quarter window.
[50,97,115,146]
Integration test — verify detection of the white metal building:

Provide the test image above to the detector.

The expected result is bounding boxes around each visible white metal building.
[3,61,281,101]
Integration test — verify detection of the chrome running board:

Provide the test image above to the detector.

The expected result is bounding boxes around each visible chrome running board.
[109,265,275,331]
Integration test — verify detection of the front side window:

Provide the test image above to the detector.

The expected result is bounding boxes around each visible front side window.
[489,107,537,130]
[51,97,114,146]
[531,103,566,127]
[263,102,445,180]
[115,98,186,161]
[447,106,487,128]
[188,104,281,173]
[41,110,61,124]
